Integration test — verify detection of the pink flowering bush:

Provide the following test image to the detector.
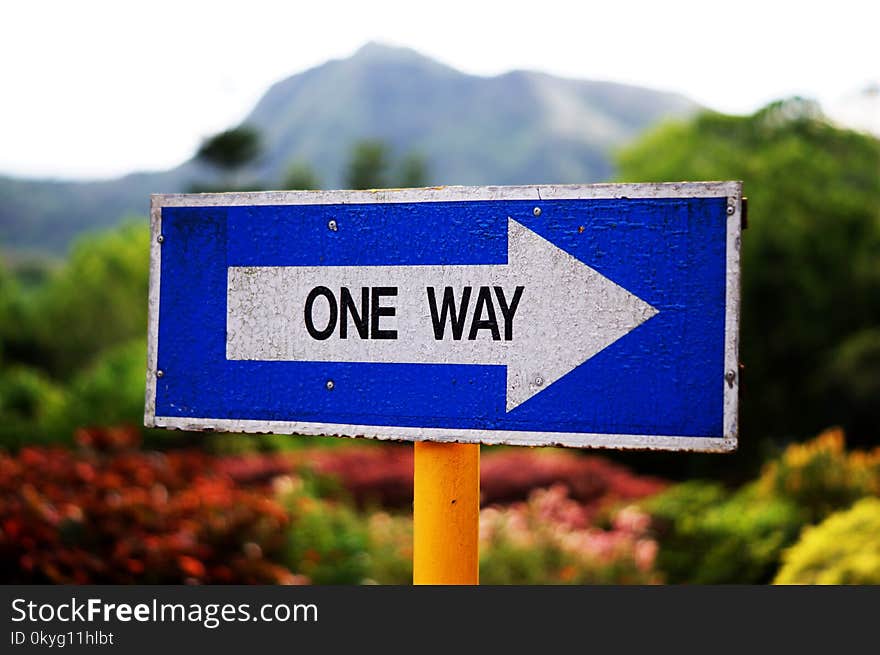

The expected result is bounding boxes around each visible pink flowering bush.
[361,485,661,585]
[479,484,661,584]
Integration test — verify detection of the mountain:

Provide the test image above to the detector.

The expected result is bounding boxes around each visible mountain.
[0,43,696,256]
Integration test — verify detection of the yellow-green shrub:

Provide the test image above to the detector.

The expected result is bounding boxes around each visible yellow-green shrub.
[757,428,880,521]
[643,430,880,584]
[775,497,880,584]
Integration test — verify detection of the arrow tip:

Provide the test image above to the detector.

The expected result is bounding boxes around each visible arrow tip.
[504,219,658,412]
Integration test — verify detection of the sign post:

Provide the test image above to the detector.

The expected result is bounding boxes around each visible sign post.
[145,182,742,584]
[413,442,479,585]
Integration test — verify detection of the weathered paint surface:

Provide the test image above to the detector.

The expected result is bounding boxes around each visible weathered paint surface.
[145,182,742,452]
[413,442,479,585]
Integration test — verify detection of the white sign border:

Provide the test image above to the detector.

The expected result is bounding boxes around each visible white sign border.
[145,181,741,453]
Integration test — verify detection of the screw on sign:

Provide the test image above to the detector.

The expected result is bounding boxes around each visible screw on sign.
[145,182,743,584]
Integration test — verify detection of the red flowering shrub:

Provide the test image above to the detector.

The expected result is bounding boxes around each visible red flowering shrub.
[481,449,667,511]
[216,452,298,486]
[300,445,666,513]
[74,424,142,451]
[0,428,303,584]
[300,446,413,508]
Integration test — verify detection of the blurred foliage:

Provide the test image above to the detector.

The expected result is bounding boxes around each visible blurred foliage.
[356,485,662,585]
[277,450,666,583]
[774,497,880,584]
[53,339,147,437]
[643,429,880,583]
[196,125,262,174]
[189,125,264,192]
[277,476,370,584]
[291,445,666,511]
[3,222,150,379]
[0,366,66,450]
[479,486,660,584]
[0,433,300,584]
[756,427,880,523]
[643,482,805,584]
[345,139,431,189]
[398,152,429,188]
[3,425,875,584]
[363,511,413,584]
[282,161,321,190]
[822,329,880,442]
[206,433,346,455]
[1,224,150,448]
[618,99,880,460]
[346,140,392,189]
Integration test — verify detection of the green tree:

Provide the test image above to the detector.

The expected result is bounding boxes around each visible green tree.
[194,125,262,190]
[345,140,391,190]
[398,152,428,188]
[617,99,880,455]
[0,366,67,449]
[0,263,40,366]
[31,222,151,378]
[282,161,321,190]
[345,140,431,189]
[50,339,147,437]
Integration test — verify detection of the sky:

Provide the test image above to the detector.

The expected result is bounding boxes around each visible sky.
[2,0,877,180]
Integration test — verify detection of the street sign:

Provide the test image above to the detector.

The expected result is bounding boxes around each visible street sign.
[145,182,741,452]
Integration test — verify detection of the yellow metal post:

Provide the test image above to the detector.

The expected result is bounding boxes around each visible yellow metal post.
[413,441,480,585]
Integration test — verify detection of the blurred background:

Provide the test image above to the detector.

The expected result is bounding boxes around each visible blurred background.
[1,1,878,585]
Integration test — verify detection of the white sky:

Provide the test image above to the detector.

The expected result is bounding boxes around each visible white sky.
[2,0,877,180]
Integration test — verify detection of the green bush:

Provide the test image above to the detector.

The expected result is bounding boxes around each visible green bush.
[643,431,880,583]
[0,264,45,368]
[643,482,805,584]
[50,339,146,436]
[642,480,729,524]
[689,491,806,584]
[0,366,67,449]
[641,481,729,582]
[30,222,150,379]
[276,477,370,584]
[363,512,413,584]
[775,497,880,584]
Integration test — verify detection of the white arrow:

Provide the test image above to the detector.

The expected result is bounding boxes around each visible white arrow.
[226,218,658,411]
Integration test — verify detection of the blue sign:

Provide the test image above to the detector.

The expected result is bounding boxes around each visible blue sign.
[145,183,741,452]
